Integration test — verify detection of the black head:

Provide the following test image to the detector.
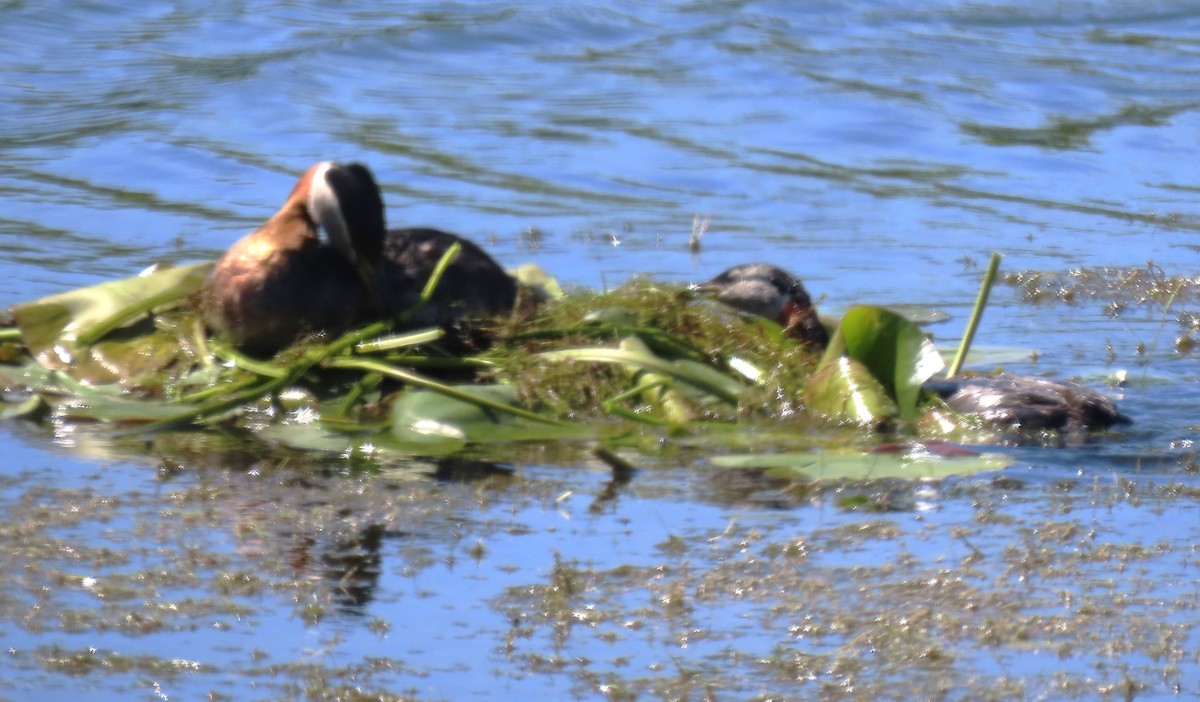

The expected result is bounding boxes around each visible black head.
[702,263,829,348]
[304,162,384,268]
[319,162,386,267]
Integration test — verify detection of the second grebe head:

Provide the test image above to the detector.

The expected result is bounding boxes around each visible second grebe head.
[700,263,830,348]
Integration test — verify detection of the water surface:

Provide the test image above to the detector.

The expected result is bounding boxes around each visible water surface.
[1,1,1198,699]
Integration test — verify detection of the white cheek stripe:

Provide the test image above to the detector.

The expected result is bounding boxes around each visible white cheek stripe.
[307,161,356,262]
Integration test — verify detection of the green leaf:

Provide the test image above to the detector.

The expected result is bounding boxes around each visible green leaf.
[538,336,743,406]
[0,393,48,421]
[12,262,211,383]
[0,357,59,392]
[804,355,898,425]
[710,449,1010,481]
[390,384,593,445]
[821,305,945,421]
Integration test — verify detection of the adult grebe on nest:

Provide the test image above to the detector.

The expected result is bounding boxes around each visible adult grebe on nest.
[201,162,515,355]
[700,262,1130,433]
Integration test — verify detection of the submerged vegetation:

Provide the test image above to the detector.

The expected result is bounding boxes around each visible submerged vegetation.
[1005,262,1200,352]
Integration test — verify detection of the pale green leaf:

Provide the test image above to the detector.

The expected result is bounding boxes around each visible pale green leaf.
[711,449,1010,481]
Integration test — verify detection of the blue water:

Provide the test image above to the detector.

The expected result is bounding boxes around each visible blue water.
[2,1,1199,699]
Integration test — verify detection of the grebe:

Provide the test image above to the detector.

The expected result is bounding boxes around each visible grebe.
[699,263,829,348]
[377,227,517,328]
[922,374,1128,432]
[702,263,1129,432]
[201,162,383,354]
[202,162,516,354]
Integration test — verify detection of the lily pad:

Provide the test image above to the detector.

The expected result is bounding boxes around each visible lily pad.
[934,344,1038,368]
[12,262,211,384]
[390,384,592,445]
[256,421,397,456]
[0,393,48,421]
[39,369,205,424]
[0,360,188,424]
[0,357,59,393]
[885,304,951,325]
[710,448,1010,481]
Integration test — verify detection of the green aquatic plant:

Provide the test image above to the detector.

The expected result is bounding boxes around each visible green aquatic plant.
[12,262,212,385]
[806,305,945,425]
[710,445,1007,481]
[0,257,1014,481]
[948,252,1002,378]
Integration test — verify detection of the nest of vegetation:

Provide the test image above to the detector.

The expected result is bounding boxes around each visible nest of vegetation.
[493,278,822,422]
[0,263,827,434]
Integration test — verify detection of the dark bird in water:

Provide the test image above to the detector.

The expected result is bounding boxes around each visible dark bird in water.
[701,262,1130,432]
[201,162,516,354]
[922,374,1129,433]
[377,227,517,329]
[698,263,830,348]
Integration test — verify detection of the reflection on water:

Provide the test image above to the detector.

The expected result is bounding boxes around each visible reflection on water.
[1,0,1199,699]
[0,421,1195,699]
